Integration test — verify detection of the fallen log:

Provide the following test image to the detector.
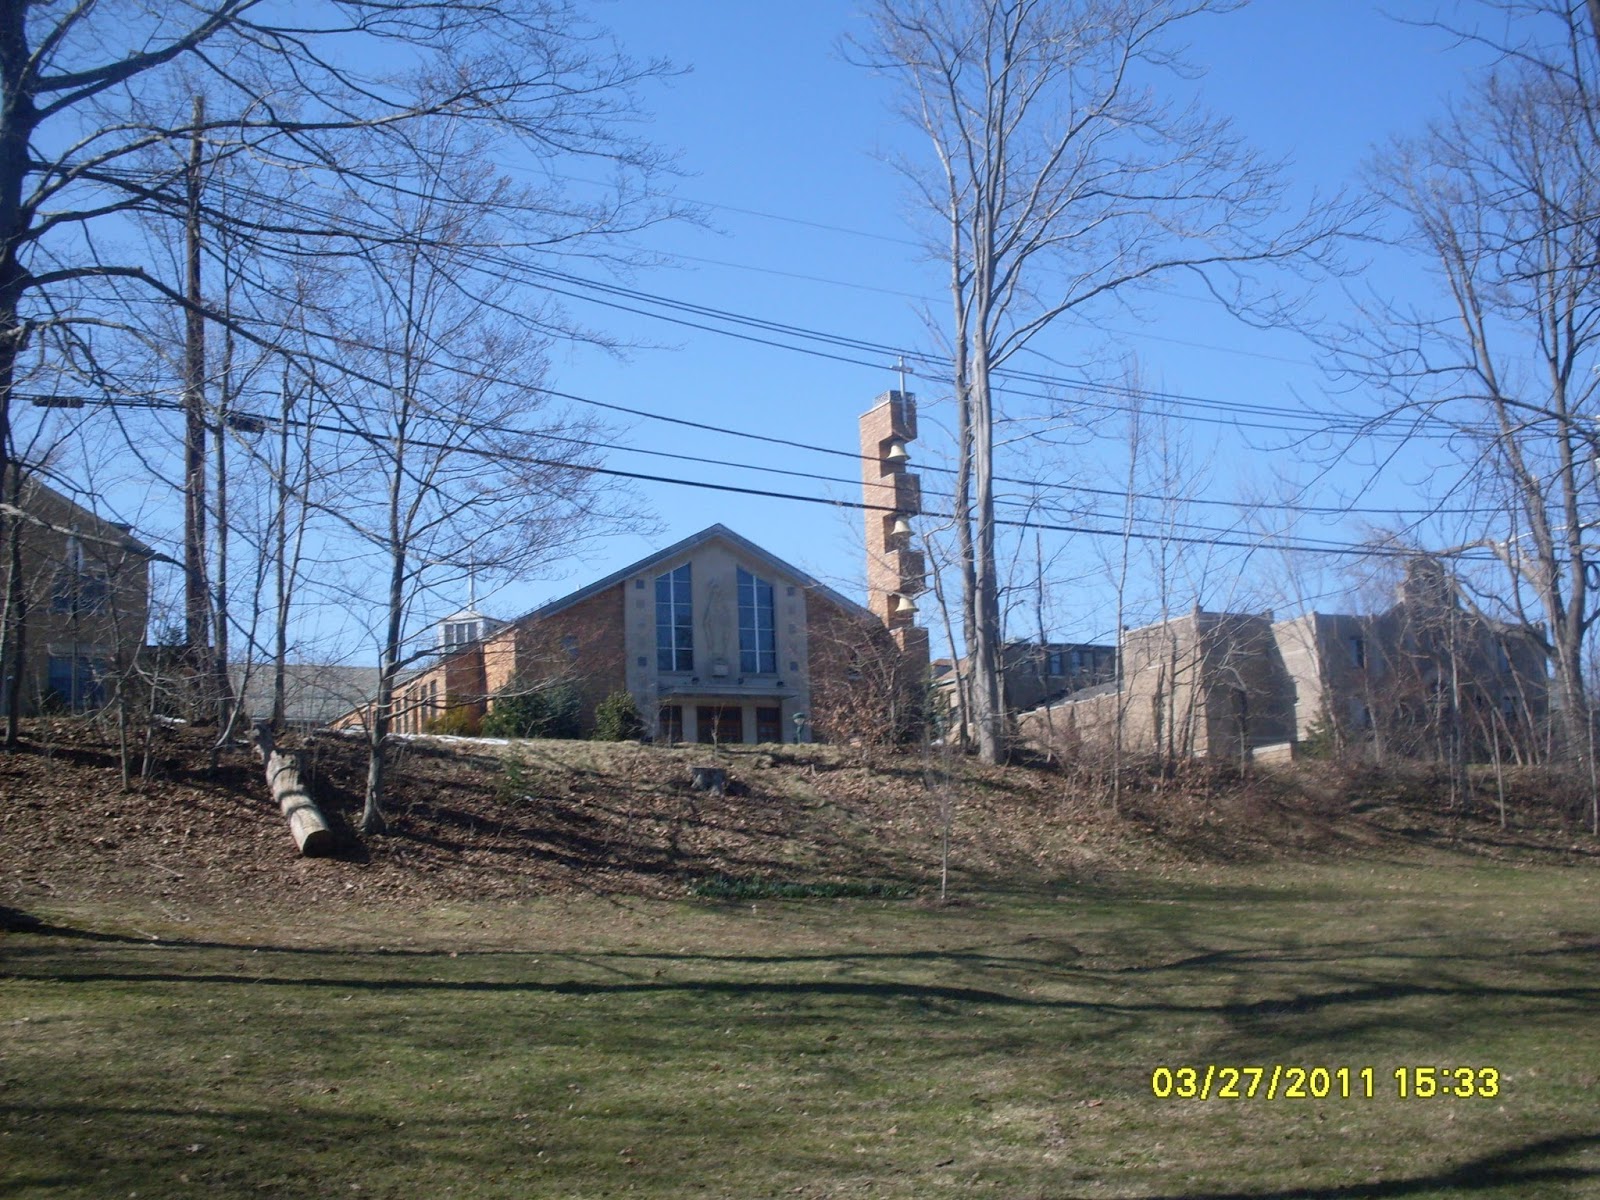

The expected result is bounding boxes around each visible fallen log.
[252,721,334,857]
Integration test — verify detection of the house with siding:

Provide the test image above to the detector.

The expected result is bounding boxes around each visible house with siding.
[230,663,384,732]
[934,641,1118,736]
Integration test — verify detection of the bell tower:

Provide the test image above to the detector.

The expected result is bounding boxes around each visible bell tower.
[860,390,930,667]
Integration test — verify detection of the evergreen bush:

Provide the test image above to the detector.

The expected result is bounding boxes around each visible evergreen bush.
[422,706,480,737]
[1299,710,1341,760]
[592,689,644,741]
[481,679,583,739]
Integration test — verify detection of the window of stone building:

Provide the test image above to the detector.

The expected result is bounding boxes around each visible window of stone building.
[1348,636,1366,668]
[51,535,111,617]
[656,563,693,671]
[45,654,106,710]
[51,572,109,616]
[697,705,743,745]
[756,706,782,743]
[738,567,776,674]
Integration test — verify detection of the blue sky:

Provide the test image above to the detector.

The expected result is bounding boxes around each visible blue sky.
[447,0,1504,652]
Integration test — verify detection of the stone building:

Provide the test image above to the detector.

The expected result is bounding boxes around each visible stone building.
[1030,608,1295,764]
[1271,560,1547,760]
[0,473,152,713]
[1029,559,1547,764]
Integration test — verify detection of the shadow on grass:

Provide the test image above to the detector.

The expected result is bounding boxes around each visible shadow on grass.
[0,1097,566,1193]
[8,957,1596,1023]
[1133,1131,1600,1199]
[4,1103,1596,1199]
[7,904,1598,975]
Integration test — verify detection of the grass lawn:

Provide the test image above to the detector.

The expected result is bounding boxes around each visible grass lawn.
[3,859,1598,1198]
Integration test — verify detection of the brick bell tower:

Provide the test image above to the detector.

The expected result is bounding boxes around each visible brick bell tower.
[859,390,930,670]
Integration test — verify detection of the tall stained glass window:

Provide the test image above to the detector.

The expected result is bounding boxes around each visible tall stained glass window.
[738,567,776,674]
[656,563,693,671]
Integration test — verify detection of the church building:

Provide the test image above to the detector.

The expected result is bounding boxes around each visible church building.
[376,392,930,744]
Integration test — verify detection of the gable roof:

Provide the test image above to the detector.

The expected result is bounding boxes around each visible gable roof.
[229,663,384,727]
[511,524,875,627]
[4,470,159,561]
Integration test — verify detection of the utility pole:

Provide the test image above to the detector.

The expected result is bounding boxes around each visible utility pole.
[183,94,208,653]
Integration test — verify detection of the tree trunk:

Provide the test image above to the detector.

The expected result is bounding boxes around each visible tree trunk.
[252,722,333,856]
[363,455,409,836]
[183,94,209,657]
[969,314,1004,764]
[362,725,389,836]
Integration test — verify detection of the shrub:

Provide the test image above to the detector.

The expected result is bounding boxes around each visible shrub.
[36,688,70,716]
[1299,710,1341,760]
[422,705,480,737]
[592,690,644,742]
[481,679,583,739]
[496,756,531,804]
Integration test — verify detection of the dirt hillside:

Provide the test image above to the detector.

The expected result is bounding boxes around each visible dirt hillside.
[2,719,1595,915]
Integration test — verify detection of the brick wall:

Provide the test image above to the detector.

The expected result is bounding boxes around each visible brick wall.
[0,475,149,713]
[485,584,627,735]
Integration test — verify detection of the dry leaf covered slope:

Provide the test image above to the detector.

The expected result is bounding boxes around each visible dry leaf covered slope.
[1,721,1592,912]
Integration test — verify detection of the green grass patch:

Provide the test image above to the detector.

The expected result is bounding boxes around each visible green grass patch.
[688,873,914,900]
[3,861,1599,1197]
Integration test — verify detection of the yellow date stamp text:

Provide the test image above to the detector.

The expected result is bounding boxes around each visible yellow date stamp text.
[1149,1065,1501,1101]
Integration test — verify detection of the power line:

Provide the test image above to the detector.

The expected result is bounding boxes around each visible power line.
[186,171,1400,439]
[18,379,1503,524]
[286,411,1503,562]
[48,389,1497,562]
[535,168,1382,368]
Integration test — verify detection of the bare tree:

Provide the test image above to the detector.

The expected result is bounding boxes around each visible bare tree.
[325,139,632,834]
[0,0,674,744]
[809,604,927,759]
[1351,2,1600,778]
[855,0,1348,763]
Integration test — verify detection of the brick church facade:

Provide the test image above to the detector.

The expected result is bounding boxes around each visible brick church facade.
[355,393,932,745]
